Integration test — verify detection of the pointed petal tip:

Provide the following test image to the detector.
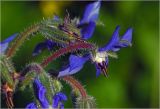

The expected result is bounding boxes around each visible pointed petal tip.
[80,0,101,24]
[99,25,121,52]
[115,25,121,30]
[121,27,133,43]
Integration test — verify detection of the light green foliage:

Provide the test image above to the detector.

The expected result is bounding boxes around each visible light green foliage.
[1,1,159,108]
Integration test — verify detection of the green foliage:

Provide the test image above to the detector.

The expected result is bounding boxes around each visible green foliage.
[1,1,159,108]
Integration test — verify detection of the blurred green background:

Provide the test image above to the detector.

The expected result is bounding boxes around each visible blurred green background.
[1,1,159,108]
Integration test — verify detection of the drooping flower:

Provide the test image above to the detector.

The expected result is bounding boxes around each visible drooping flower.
[58,26,133,77]
[0,33,18,55]
[32,1,101,56]
[26,78,67,109]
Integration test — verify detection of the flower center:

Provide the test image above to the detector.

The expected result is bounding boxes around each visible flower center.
[93,51,108,63]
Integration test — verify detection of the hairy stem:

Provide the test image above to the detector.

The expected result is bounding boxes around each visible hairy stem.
[41,42,94,67]
[62,76,87,99]
[6,24,40,58]
[20,63,43,79]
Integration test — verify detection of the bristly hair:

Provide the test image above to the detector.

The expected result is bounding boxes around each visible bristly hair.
[6,23,41,58]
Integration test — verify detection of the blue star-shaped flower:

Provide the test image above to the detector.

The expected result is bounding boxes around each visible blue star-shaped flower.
[26,78,67,109]
[58,26,132,77]
[57,1,132,77]
[0,33,18,55]
[32,1,133,77]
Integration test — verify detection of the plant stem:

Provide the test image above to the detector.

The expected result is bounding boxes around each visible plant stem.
[62,76,87,99]
[6,24,40,58]
[41,42,94,67]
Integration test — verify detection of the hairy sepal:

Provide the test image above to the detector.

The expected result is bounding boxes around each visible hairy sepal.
[19,63,44,90]
[38,73,62,104]
[76,95,96,108]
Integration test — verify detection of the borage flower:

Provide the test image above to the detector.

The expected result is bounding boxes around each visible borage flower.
[32,1,132,77]
[58,26,132,77]
[26,78,67,109]
[32,1,101,56]
[0,33,18,55]
[58,1,132,77]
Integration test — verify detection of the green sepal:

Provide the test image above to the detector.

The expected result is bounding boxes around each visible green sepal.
[19,63,44,90]
[40,17,82,45]
[52,79,62,93]
[76,96,96,108]
[38,72,55,104]
[19,71,37,91]
[71,89,81,108]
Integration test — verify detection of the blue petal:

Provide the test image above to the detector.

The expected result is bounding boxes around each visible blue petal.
[69,55,88,71]
[52,92,67,108]
[99,26,120,52]
[99,26,133,52]
[53,95,60,108]
[80,1,101,24]
[0,33,18,54]
[45,40,55,50]
[58,55,89,77]
[33,79,49,108]
[80,22,96,39]
[58,65,83,77]
[25,102,37,109]
[55,92,67,101]
[79,1,101,39]
[0,33,18,44]
[0,43,8,55]
[119,27,133,47]
[32,40,55,56]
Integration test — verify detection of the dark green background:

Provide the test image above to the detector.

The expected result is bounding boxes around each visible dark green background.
[1,1,159,108]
